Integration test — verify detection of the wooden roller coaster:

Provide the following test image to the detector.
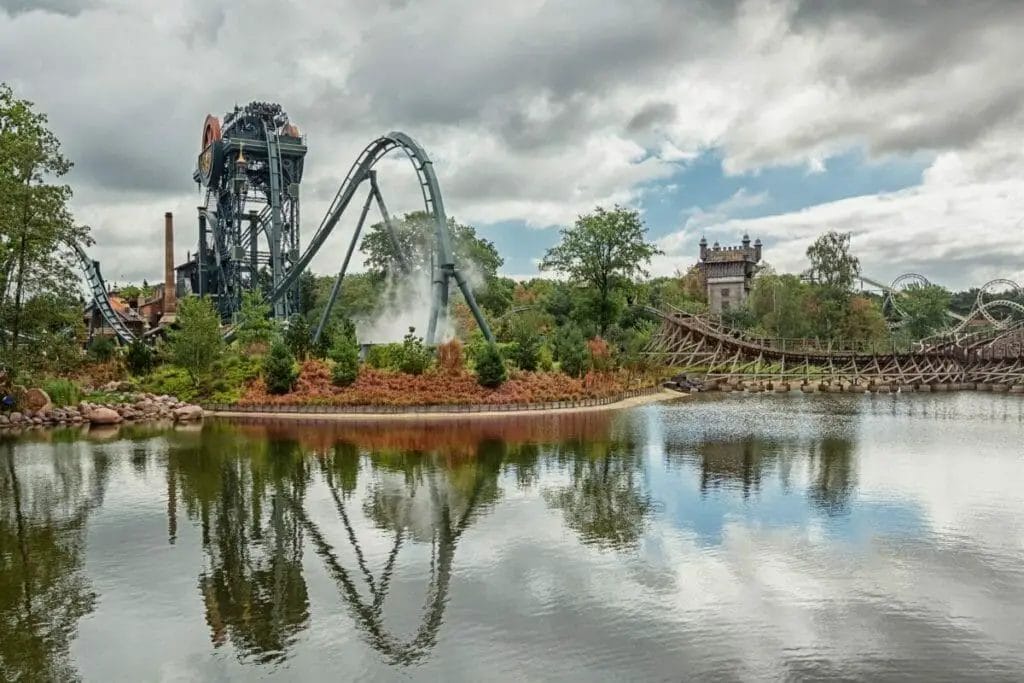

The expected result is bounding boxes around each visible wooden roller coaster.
[650,307,1024,388]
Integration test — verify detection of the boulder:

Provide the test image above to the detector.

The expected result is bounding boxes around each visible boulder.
[88,407,122,425]
[9,412,23,424]
[24,388,52,412]
[173,405,204,422]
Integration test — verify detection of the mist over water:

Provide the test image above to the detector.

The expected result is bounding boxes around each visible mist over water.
[2,393,1023,681]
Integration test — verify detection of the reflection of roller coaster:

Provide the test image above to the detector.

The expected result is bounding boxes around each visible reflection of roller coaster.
[76,101,493,344]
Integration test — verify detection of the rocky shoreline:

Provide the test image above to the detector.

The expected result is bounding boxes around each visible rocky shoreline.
[0,392,204,430]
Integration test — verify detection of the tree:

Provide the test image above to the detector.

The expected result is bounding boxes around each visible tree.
[552,324,588,378]
[839,296,888,345]
[168,296,224,385]
[284,314,312,361]
[0,83,90,369]
[540,205,662,333]
[747,273,813,339]
[361,211,503,280]
[398,327,432,375]
[474,343,507,388]
[264,339,298,394]
[804,231,860,291]
[898,284,951,339]
[508,324,540,371]
[235,290,279,349]
[328,326,360,387]
[125,338,155,375]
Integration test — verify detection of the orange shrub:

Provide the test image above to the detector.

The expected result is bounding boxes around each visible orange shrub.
[436,339,465,375]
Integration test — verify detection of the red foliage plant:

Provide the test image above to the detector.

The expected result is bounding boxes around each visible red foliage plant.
[587,336,612,372]
[436,338,465,375]
[239,359,628,408]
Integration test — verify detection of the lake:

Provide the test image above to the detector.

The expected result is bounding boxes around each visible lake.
[2,393,1023,681]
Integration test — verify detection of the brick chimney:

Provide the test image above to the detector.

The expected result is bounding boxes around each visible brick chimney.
[164,212,176,315]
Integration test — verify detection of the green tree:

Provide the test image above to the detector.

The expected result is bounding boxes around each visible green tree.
[0,83,90,369]
[747,273,813,339]
[329,325,360,387]
[474,343,507,388]
[264,339,298,394]
[398,327,432,375]
[168,296,224,385]
[553,324,588,378]
[540,205,662,333]
[508,324,540,371]
[898,284,952,339]
[361,211,503,280]
[839,295,888,345]
[235,290,279,349]
[284,314,312,361]
[804,231,860,291]
[125,338,155,375]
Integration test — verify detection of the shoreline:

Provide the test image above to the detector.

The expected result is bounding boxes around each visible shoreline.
[207,388,684,422]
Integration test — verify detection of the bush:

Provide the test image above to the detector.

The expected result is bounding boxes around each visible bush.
[42,378,79,407]
[365,343,403,370]
[328,330,360,387]
[436,338,465,374]
[235,290,279,349]
[398,327,432,375]
[264,340,299,395]
[474,343,507,388]
[285,314,312,361]
[553,325,588,378]
[509,327,541,371]
[168,296,224,384]
[125,339,155,375]
[587,336,612,371]
[87,336,116,363]
[537,344,555,372]
[140,365,197,403]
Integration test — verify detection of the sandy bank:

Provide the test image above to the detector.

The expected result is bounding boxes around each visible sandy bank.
[208,388,685,423]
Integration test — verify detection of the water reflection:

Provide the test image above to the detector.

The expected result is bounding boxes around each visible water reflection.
[0,438,106,681]
[1,395,1023,680]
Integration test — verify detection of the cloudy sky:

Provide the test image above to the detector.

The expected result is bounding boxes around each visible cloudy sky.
[2,0,1023,289]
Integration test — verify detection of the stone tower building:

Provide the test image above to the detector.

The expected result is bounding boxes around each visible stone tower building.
[698,234,762,314]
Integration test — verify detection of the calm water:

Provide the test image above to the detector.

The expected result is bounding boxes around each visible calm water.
[2,394,1024,682]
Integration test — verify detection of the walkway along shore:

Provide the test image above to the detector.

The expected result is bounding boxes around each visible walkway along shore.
[204,386,683,422]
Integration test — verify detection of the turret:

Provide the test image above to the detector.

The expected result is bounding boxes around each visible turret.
[754,237,762,262]
[699,235,708,260]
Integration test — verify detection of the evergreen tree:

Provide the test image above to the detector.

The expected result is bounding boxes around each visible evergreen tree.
[328,326,360,387]
[264,339,298,394]
[235,290,278,349]
[285,314,312,360]
[474,343,507,388]
[553,325,588,378]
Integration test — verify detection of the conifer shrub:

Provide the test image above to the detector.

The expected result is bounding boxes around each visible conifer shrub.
[125,339,155,375]
[264,340,299,395]
[553,325,588,378]
[329,329,360,387]
[398,327,432,375]
[509,326,541,371]
[474,342,507,388]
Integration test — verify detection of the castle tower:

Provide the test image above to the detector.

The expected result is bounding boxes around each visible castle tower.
[697,234,763,314]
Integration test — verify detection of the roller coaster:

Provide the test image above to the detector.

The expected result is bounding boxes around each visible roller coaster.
[74,101,493,345]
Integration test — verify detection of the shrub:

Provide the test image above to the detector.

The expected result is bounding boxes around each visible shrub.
[553,325,588,378]
[474,343,507,388]
[537,344,555,372]
[140,365,197,402]
[42,378,79,407]
[398,327,432,375]
[125,339,155,375]
[509,327,541,371]
[587,336,612,372]
[235,290,279,349]
[285,314,313,360]
[328,330,360,387]
[436,338,465,375]
[264,340,299,395]
[365,343,403,370]
[87,336,116,363]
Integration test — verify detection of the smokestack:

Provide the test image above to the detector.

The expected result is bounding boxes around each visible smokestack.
[164,212,176,315]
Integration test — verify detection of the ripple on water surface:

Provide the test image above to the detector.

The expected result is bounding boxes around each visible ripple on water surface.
[1,393,1022,681]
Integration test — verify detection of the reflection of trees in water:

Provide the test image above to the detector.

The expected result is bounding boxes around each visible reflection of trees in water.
[0,440,109,681]
[291,439,505,665]
[806,437,857,516]
[167,426,311,664]
[676,434,857,514]
[542,438,654,550]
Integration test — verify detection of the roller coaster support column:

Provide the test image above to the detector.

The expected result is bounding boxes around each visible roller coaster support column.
[197,208,208,297]
[369,172,408,273]
[313,174,376,345]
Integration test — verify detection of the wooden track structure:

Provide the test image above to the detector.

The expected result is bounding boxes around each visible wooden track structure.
[650,308,1024,387]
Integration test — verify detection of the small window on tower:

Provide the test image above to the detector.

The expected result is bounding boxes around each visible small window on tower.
[721,288,730,297]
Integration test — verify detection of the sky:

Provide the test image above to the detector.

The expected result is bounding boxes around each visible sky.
[2,0,1023,290]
